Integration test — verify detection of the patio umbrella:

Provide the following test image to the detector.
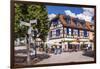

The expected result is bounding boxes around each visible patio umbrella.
[35,38,42,42]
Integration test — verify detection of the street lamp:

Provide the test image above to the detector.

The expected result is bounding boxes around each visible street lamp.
[32,29,38,58]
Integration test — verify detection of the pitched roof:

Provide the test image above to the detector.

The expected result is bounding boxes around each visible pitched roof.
[58,15,94,31]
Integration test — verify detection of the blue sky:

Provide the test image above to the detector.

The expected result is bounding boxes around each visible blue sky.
[46,5,94,23]
[46,5,83,15]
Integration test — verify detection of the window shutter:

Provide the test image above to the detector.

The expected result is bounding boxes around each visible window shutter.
[78,29,80,36]
[71,29,73,36]
[66,27,69,35]
[84,29,87,37]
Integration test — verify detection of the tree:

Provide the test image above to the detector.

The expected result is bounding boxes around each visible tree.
[14,3,49,42]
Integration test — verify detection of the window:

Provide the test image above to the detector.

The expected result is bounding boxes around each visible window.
[86,31,89,37]
[80,30,83,36]
[52,30,56,38]
[56,29,60,36]
[73,18,79,26]
[79,20,86,28]
[73,29,78,36]
[66,28,71,36]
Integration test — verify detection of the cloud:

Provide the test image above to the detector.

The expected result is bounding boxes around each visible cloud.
[64,8,94,22]
[48,13,56,20]
[77,8,94,22]
[76,13,92,22]
[64,10,76,17]
[83,8,94,17]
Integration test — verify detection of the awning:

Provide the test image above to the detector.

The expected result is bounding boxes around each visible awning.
[45,40,55,45]
[84,42,91,44]
[46,38,76,44]
[53,42,62,45]
[70,41,80,44]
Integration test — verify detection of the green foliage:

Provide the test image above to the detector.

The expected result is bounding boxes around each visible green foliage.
[15,3,49,41]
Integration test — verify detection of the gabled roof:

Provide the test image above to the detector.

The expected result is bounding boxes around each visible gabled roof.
[58,15,94,31]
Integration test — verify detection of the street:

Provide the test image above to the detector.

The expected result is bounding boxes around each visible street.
[14,46,94,65]
[35,51,94,65]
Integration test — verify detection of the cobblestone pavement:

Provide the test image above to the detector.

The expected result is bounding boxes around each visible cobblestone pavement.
[35,51,94,65]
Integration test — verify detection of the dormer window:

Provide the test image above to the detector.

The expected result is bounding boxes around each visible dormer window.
[79,20,86,28]
[72,18,79,26]
[65,15,71,24]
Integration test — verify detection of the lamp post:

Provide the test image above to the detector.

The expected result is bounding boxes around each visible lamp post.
[32,29,38,58]
[20,19,37,65]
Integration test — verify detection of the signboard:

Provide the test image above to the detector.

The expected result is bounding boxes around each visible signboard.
[30,19,37,24]
[20,21,31,27]
[27,27,33,34]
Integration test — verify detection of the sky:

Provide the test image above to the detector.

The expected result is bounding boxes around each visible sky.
[46,5,83,15]
[46,5,94,23]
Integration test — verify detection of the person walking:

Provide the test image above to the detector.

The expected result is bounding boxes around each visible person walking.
[54,45,57,55]
[45,44,48,54]
[59,45,62,54]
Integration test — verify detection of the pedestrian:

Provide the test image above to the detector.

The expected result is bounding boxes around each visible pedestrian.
[45,44,48,53]
[52,46,55,53]
[86,45,88,51]
[54,45,57,55]
[59,45,62,54]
